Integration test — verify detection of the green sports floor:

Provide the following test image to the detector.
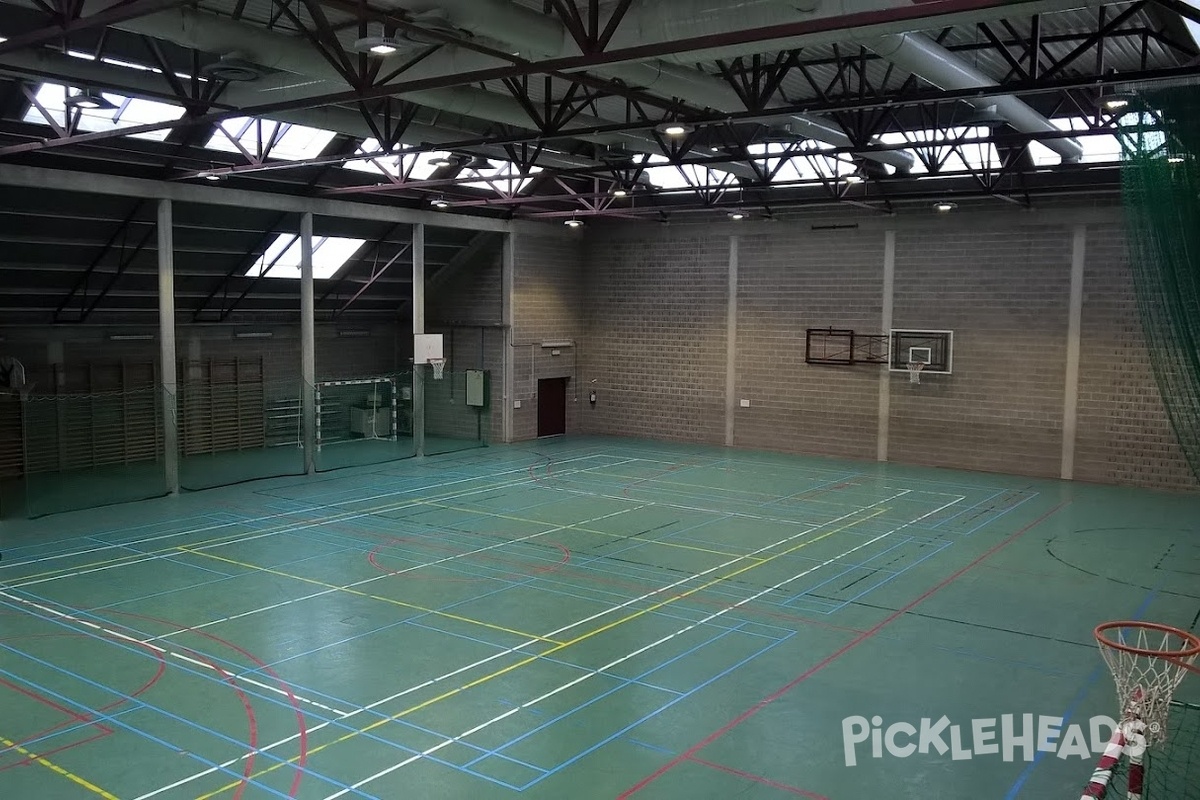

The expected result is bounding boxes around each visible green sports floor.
[1,436,1198,799]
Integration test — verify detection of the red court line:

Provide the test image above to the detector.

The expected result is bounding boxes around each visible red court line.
[112,611,309,799]
[0,631,166,772]
[687,756,829,799]
[183,649,259,800]
[618,501,1069,798]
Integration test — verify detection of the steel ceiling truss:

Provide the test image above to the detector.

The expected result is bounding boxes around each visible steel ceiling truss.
[0,0,1197,219]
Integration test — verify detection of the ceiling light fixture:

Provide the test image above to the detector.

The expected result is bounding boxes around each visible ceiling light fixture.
[1102,92,1135,111]
[564,218,584,228]
[1167,154,1187,164]
[842,172,864,184]
[429,155,458,168]
[656,122,693,137]
[352,25,403,56]
[933,201,957,213]
[431,197,450,209]
[728,211,746,220]
[611,186,628,198]
[198,171,222,181]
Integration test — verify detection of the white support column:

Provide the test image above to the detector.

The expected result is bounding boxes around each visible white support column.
[412,222,426,457]
[877,230,896,463]
[300,212,316,474]
[1061,224,1087,480]
[724,235,739,447]
[501,232,515,444]
[157,199,179,493]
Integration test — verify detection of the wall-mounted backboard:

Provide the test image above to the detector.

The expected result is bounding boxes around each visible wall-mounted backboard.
[888,330,953,374]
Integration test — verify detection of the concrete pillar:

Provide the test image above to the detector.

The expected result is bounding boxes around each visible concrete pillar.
[501,233,515,444]
[724,235,738,447]
[158,199,179,493]
[412,223,426,457]
[1061,225,1086,479]
[300,212,316,474]
[877,230,896,462]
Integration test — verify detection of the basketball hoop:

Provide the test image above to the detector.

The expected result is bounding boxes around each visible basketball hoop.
[429,358,446,380]
[907,360,926,384]
[1095,621,1200,746]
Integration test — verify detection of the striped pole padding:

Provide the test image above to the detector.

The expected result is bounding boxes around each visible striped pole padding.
[1080,727,1126,799]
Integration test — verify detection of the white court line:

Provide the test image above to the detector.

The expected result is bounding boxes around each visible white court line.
[143,501,646,643]
[130,491,918,800]
[321,492,963,800]
[5,457,642,590]
[0,591,349,720]
[0,451,615,571]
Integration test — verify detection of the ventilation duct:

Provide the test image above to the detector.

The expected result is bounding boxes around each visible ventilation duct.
[862,32,1083,162]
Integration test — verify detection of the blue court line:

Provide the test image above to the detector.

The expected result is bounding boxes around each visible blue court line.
[1003,589,1158,800]
[473,622,757,770]
[0,594,545,792]
[1,705,141,755]
[958,491,1039,537]
[820,540,954,613]
[793,540,954,615]
[519,628,797,788]
[929,487,1009,530]
[624,737,676,755]
[91,538,236,578]
[0,658,352,800]
[780,537,916,606]
[400,617,686,698]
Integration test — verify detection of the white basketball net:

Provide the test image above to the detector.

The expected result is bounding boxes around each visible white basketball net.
[1097,624,1199,747]
[429,358,446,380]
[907,361,925,384]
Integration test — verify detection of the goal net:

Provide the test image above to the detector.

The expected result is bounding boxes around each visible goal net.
[315,377,397,450]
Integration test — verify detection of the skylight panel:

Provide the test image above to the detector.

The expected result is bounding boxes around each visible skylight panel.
[748,142,857,183]
[22,83,185,142]
[460,160,542,194]
[343,139,456,180]
[207,118,336,161]
[247,234,365,280]
[637,154,734,191]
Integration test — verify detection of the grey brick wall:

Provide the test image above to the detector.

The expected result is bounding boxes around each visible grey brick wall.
[427,248,505,443]
[1075,227,1196,489]
[736,225,884,459]
[888,219,1071,478]
[512,228,585,441]
[581,229,728,444]
[566,204,1197,491]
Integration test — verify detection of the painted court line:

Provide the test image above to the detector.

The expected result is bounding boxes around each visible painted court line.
[316,497,955,800]
[165,503,646,644]
[0,732,119,800]
[0,452,613,581]
[151,498,903,800]
[617,500,1070,798]
[688,756,829,799]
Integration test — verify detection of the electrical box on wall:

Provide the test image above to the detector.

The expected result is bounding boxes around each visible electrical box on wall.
[466,370,486,408]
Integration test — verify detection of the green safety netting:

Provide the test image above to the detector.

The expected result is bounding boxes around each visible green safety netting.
[1119,83,1200,481]
[0,368,491,519]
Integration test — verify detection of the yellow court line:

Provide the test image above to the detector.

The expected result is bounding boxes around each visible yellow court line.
[179,548,565,646]
[194,507,885,799]
[422,500,765,562]
[0,734,119,800]
[6,466,574,586]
